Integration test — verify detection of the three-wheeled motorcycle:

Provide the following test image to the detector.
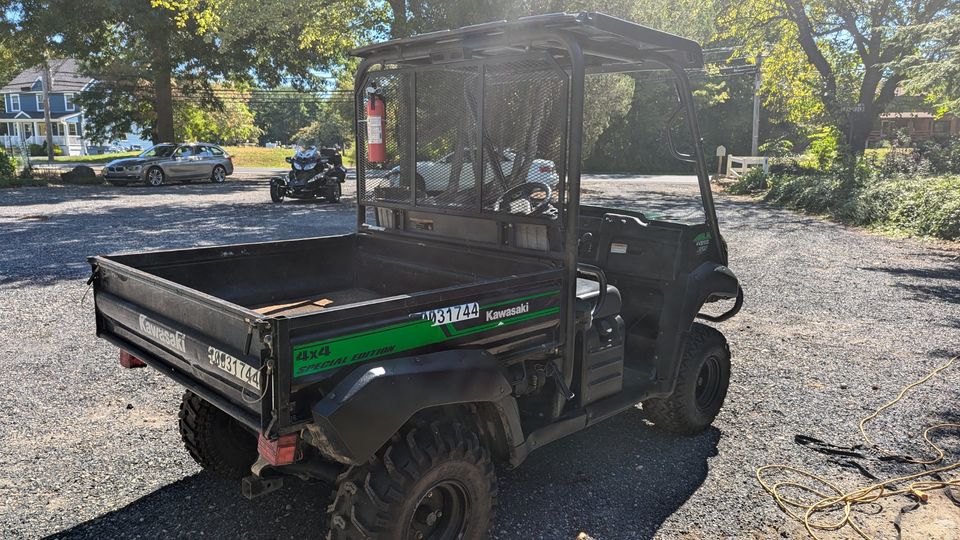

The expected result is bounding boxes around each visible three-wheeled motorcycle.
[270,144,347,203]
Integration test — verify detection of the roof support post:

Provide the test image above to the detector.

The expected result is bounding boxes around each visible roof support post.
[554,33,586,418]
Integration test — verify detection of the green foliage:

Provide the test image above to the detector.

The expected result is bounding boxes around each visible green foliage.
[0,147,16,178]
[758,138,794,157]
[727,166,768,194]
[899,15,960,112]
[806,127,841,169]
[293,103,352,148]
[28,143,63,157]
[174,89,262,144]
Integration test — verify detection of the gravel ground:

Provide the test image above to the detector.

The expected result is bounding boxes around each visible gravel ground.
[0,175,958,539]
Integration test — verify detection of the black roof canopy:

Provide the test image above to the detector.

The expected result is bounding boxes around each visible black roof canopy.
[350,12,704,71]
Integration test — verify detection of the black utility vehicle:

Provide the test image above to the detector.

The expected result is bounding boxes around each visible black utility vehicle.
[271,145,347,203]
[89,13,742,539]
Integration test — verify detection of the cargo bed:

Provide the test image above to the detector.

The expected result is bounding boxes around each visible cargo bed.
[90,233,562,435]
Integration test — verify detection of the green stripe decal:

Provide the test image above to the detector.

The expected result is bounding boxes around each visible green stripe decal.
[293,292,559,378]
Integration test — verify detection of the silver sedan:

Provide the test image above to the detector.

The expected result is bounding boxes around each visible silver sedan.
[103,143,235,186]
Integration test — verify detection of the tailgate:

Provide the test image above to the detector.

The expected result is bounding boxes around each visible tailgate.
[90,256,273,433]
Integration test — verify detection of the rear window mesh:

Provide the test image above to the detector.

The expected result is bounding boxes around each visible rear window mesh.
[358,56,567,219]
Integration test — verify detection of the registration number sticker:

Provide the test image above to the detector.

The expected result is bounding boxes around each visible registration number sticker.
[420,302,480,326]
[207,347,261,390]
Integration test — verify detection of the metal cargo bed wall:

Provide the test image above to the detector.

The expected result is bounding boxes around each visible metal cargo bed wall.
[355,53,569,248]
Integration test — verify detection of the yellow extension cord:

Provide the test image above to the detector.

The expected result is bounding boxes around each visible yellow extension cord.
[756,354,960,539]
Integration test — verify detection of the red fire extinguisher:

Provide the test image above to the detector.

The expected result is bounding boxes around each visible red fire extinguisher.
[366,90,386,163]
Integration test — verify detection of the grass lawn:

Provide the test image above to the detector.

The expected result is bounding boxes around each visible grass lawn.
[52,151,139,163]
[47,145,354,168]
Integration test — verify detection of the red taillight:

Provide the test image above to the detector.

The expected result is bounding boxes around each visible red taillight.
[119,350,147,368]
[258,433,299,466]
[538,165,553,173]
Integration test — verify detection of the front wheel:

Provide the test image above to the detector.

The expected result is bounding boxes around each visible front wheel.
[642,323,730,434]
[146,167,165,187]
[327,421,496,540]
[326,182,342,203]
[270,180,285,203]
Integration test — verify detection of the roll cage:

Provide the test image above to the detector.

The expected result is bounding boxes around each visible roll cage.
[350,11,725,397]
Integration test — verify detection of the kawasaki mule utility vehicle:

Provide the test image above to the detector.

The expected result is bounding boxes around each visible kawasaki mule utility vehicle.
[89,12,742,539]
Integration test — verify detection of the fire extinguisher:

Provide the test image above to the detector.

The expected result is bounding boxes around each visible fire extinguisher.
[366,88,386,163]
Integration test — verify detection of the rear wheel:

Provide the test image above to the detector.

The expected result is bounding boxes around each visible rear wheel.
[327,421,496,540]
[146,167,164,187]
[211,165,227,183]
[178,391,257,478]
[643,323,730,434]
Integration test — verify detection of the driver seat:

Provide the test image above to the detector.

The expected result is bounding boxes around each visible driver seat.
[575,277,621,320]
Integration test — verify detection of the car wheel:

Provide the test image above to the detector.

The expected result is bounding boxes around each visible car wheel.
[211,165,227,184]
[146,167,165,187]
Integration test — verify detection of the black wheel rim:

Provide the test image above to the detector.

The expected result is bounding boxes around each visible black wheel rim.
[695,355,722,412]
[408,480,470,540]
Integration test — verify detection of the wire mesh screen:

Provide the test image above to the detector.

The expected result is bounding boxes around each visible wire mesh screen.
[415,67,480,208]
[358,73,411,203]
[481,59,567,217]
[358,57,567,219]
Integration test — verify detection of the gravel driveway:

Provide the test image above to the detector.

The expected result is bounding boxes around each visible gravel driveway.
[0,176,957,539]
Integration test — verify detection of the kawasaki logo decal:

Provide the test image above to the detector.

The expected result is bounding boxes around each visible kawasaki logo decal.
[139,314,186,354]
[293,291,559,378]
[693,231,712,255]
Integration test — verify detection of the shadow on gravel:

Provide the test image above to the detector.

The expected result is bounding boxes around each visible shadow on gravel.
[46,408,719,539]
[0,179,270,208]
[0,195,355,287]
[862,265,960,304]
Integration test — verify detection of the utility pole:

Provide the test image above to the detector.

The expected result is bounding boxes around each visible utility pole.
[42,58,55,162]
[750,54,762,157]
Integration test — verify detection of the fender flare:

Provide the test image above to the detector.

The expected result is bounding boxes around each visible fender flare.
[306,349,522,465]
[680,262,742,329]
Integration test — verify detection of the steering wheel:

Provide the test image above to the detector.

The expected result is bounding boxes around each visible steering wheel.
[494,181,553,214]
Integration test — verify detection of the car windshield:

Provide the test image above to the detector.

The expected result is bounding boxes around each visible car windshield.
[139,144,177,158]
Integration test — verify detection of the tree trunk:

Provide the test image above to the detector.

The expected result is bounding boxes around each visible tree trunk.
[152,32,175,143]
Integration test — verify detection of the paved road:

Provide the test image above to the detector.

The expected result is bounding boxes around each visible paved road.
[0,178,957,539]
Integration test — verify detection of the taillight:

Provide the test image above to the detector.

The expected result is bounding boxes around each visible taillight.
[258,433,299,466]
[119,350,147,368]
[538,165,553,173]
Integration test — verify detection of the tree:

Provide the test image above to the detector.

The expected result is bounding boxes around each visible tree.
[717,0,958,159]
[899,15,960,112]
[2,0,382,142]
[175,86,262,145]
[249,88,326,145]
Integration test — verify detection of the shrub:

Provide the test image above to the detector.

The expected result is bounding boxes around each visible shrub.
[727,166,769,194]
[807,127,841,169]
[28,142,64,157]
[0,147,15,178]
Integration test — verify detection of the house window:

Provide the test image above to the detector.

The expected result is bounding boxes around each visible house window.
[0,123,7,136]
[9,94,20,112]
[67,123,78,136]
[65,93,75,111]
[36,95,44,111]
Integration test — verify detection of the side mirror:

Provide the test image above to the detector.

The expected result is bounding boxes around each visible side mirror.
[285,156,293,163]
